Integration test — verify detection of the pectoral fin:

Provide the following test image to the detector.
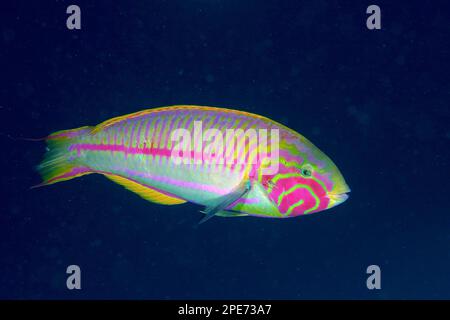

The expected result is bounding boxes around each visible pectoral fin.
[215,210,248,217]
[199,180,251,224]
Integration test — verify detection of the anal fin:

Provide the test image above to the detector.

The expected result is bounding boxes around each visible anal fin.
[104,174,186,205]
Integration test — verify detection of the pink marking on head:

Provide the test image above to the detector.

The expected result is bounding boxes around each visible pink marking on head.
[278,187,316,216]
[268,174,330,216]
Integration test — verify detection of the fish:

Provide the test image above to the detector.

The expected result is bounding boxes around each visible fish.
[36,105,350,222]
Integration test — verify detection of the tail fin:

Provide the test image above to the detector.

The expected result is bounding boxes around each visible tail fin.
[34,126,93,187]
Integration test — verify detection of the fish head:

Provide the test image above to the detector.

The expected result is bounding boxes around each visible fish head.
[262,133,350,217]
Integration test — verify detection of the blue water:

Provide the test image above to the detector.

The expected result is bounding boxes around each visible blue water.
[1,0,449,299]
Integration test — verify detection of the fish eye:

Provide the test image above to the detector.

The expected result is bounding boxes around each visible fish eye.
[300,165,313,178]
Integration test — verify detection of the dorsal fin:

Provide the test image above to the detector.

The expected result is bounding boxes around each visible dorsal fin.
[90,105,279,134]
[104,174,186,205]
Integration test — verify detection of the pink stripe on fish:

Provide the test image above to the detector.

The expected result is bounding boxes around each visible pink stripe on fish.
[114,167,261,205]
[118,167,229,195]
[69,143,173,158]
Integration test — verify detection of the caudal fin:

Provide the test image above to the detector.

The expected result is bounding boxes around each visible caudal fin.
[35,126,93,187]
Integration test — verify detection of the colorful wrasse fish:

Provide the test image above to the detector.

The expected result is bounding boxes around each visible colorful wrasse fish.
[36,105,350,222]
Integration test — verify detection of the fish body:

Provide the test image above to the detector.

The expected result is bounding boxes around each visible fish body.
[37,106,350,219]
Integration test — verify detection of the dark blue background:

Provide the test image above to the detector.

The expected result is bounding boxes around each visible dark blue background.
[1,0,449,299]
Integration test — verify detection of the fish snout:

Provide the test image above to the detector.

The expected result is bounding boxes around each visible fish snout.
[327,192,350,208]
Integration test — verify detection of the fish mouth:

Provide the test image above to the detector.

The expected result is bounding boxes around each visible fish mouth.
[327,191,350,208]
